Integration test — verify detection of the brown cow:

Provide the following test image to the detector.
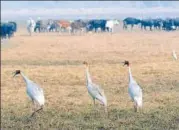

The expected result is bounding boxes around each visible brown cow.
[56,20,72,33]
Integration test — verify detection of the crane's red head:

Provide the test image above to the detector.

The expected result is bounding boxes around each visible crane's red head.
[123,60,130,66]
[13,70,21,77]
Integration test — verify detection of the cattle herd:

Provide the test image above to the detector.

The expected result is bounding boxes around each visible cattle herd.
[123,17,179,31]
[27,18,119,35]
[1,17,179,40]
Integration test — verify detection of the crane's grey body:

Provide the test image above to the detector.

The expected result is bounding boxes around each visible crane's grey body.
[84,64,107,111]
[13,70,45,117]
[87,77,106,104]
[128,71,142,107]
[123,61,143,112]
[21,72,45,106]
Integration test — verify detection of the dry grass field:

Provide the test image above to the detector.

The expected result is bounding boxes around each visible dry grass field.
[1,27,179,129]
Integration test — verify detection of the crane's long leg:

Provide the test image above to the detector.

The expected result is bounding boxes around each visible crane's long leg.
[139,106,142,113]
[93,99,96,111]
[105,106,109,118]
[104,106,108,113]
[30,100,36,117]
[31,101,40,117]
[134,102,137,112]
[31,100,36,112]
[31,105,43,117]
[34,106,43,114]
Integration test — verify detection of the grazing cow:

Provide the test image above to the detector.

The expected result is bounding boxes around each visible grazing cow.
[46,19,54,32]
[1,21,17,39]
[34,20,52,33]
[27,18,36,35]
[56,20,72,33]
[34,20,41,32]
[1,23,9,39]
[105,19,120,33]
[8,21,17,37]
[123,17,141,30]
[162,18,175,31]
[141,19,154,31]
[41,20,52,32]
[8,21,17,33]
[86,19,107,33]
[153,18,163,30]
[173,18,179,29]
[49,20,59,32]
[71,19,87,34]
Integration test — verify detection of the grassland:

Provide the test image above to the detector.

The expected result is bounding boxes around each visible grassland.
[1,27,179,130]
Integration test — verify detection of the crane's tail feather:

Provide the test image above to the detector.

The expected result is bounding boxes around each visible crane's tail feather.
[134,97,142,108]
[96,94,107,107]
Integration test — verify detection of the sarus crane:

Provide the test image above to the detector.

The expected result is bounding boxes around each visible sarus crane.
[122,61,143,112]
[83,61,107,113]
[13,70,45,117]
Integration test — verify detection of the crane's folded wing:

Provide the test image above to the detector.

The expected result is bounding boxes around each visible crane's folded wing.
[27,82,44,97]
[90,82,105,97]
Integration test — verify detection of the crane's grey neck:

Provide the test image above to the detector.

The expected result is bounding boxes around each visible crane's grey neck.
[20,72,30,84]
[128,66,133,82]
[86,67,92,84]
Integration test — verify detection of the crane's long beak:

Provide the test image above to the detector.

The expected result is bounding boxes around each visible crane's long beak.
[119,61,125,66]
[12,72,16,78]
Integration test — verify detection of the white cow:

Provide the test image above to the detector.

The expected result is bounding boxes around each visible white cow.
[105,19,120,33]
[27,17,36,36]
